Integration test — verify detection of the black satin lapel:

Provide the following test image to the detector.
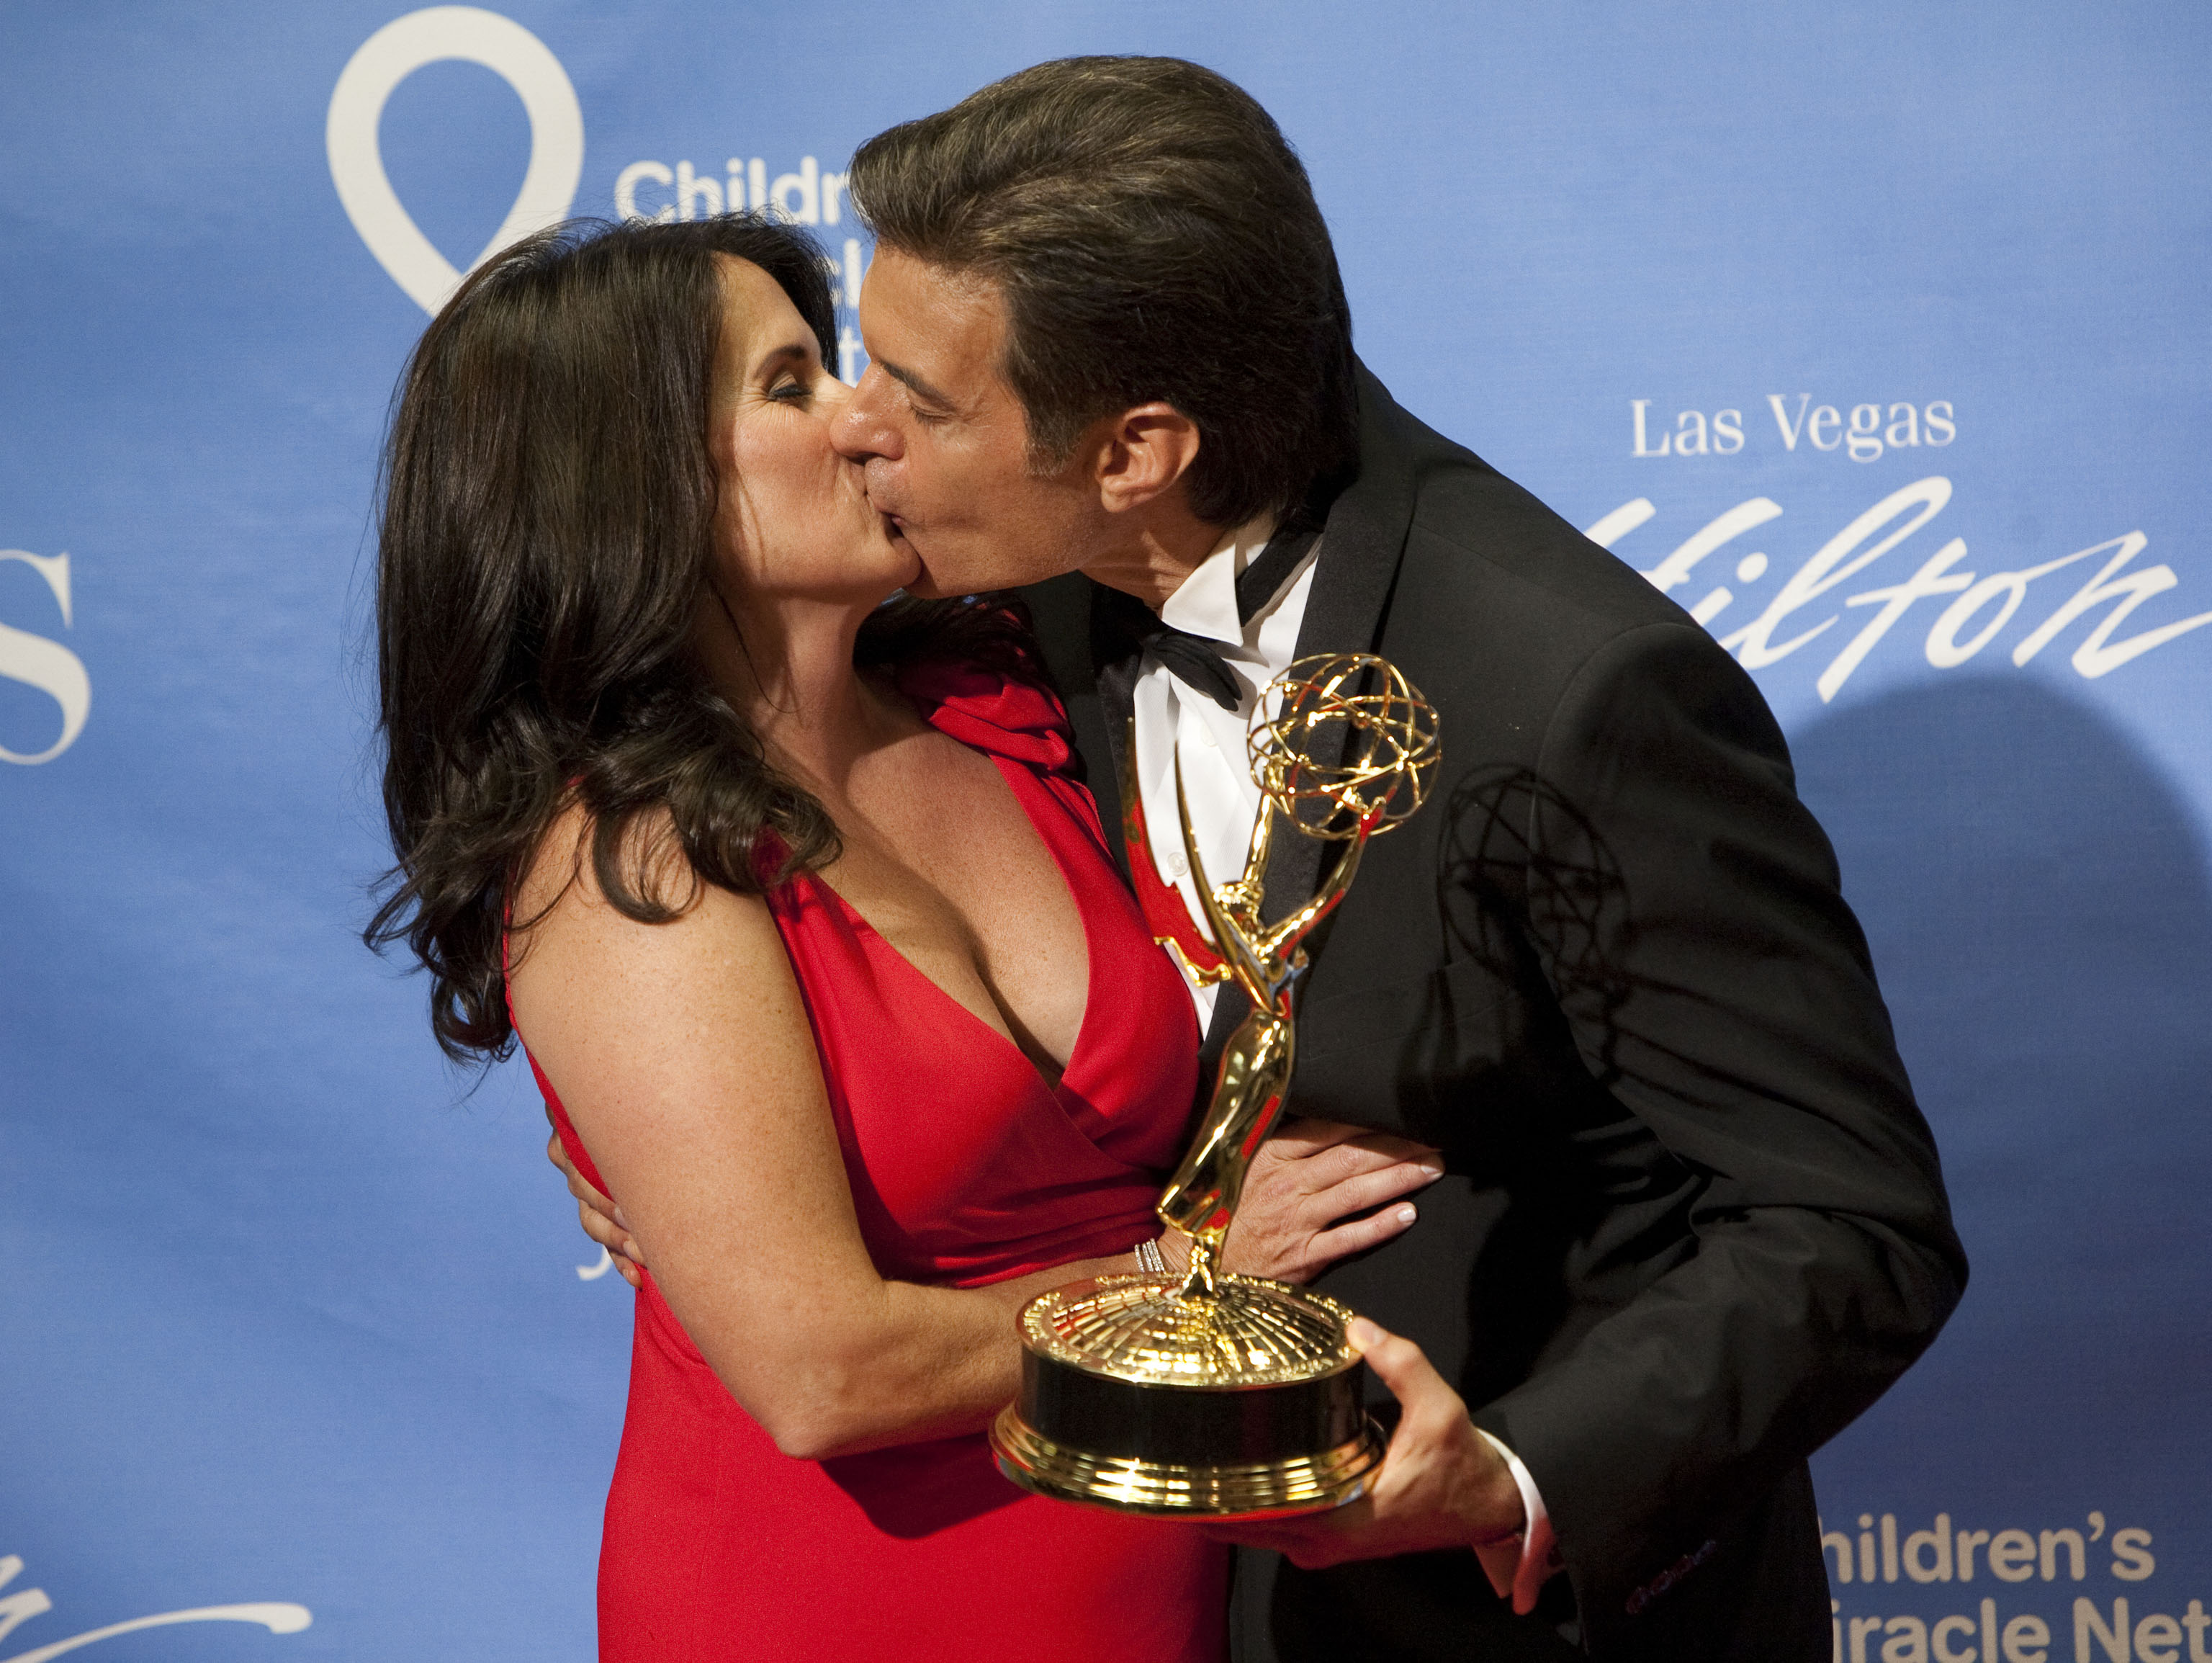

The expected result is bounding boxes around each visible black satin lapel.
[1018,572,1097,737]
[1200,983,1250,1083]
[1087,580,1150,882]
[1259,360,1421,928]
[1018,573,1130,877]
[1235,522,1321,624]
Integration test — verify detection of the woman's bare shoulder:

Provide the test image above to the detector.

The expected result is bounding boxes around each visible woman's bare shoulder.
[508,801,788,1033]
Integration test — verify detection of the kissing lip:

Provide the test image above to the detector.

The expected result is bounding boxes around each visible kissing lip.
[876,511,926,578]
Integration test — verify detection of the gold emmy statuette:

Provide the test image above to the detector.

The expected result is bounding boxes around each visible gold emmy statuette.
[990,654,1440,1518]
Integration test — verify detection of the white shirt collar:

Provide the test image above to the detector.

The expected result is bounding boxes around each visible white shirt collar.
[1157,514,1278,647]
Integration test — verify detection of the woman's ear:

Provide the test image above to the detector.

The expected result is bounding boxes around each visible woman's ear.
[1092,402,1201,514]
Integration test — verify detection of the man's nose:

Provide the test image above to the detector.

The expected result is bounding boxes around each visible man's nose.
[830,364,902,465]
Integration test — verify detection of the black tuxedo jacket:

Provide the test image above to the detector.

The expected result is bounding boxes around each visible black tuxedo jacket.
[1020,365,1966,1661]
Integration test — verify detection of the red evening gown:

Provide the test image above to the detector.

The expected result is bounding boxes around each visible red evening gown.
[517,658,1226,1662]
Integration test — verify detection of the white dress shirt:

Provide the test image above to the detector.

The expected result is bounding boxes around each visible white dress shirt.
[1130,519,1561,1615]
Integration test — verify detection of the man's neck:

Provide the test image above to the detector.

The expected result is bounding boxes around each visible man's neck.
[1079,498,1233,613]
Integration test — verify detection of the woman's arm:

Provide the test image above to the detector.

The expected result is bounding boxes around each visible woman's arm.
[511,814,1100,1461]
[552,1097,1447,1301]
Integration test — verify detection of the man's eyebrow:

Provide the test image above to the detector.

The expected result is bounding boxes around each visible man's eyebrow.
[876,358,954,409]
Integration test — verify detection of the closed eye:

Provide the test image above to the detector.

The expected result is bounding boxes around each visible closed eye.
[753,339,818,405]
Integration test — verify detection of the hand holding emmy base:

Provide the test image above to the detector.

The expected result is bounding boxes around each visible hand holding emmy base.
[1202,1317,1528,1574]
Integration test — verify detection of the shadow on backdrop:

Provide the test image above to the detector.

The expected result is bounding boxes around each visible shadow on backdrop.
[1790,673,2212,1509]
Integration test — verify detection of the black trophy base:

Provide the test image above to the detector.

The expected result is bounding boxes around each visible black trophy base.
[987,1273,1388,1520]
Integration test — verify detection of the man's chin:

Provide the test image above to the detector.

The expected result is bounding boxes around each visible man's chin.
[900,550,986,601]
[881,528,957,599]
[899,568,954,600]
[895,532,1074,600]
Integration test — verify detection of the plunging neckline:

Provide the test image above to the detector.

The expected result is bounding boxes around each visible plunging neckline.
[801,753,1101,1101]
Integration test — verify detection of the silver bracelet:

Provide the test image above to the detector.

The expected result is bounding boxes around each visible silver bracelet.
[1134,1237,1167,1276]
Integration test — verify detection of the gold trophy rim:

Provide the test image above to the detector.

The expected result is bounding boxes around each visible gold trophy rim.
[989,1402,1388,1520]
[1019,1272,1366,1390]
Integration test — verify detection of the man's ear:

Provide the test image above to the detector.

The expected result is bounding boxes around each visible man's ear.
[1092,402,1201,514]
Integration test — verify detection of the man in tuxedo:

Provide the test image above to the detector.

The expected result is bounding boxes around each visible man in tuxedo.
[562,55,1965,1659]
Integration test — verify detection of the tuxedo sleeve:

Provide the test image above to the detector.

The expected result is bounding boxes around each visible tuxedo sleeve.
[1464,619,1966,1646]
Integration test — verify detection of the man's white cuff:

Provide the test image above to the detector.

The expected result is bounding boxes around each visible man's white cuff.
[1472,1427,1559,1617]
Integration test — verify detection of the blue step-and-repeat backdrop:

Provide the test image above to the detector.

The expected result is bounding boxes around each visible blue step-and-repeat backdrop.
[4,5,2206,1659]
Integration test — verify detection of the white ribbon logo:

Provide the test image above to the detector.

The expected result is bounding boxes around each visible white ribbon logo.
[328,6,583,315]
[0,1554,308,1663]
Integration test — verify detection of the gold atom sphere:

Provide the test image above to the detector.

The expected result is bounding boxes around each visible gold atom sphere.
[1248,653,1440,841]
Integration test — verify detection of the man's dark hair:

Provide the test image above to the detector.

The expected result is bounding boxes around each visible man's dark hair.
[849,56,1358,529]
[366,214,1033,1061]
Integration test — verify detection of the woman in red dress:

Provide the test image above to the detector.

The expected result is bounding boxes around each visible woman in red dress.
[367,215,1438,1661]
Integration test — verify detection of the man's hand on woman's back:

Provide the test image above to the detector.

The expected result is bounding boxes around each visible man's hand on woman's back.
[552,1124,644,1289]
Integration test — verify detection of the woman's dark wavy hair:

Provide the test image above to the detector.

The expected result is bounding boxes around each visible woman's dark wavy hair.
[366,214,1039,1062]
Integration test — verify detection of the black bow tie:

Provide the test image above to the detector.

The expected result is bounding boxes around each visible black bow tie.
[1127,524,1322,712]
